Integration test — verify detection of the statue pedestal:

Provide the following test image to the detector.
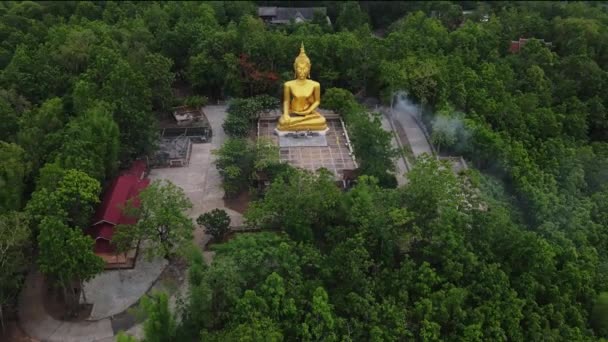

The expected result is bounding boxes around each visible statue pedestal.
[274,127,329,137]
[278,134,328,147]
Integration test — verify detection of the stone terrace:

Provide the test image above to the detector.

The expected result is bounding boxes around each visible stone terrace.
[258,117,357,179]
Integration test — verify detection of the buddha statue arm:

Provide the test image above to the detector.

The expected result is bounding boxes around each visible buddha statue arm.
[306,82,321,114]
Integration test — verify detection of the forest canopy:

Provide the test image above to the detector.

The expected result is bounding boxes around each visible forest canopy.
[1,1,608,340]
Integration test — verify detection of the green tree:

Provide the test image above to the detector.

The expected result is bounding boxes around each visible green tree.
[0,211,30,332]
[17,97,66,172]
[222,111,250,137]
[301,287,338,342]
[258,272,297,322]
[184,95,208,109]
[37,216,103,316]
[325,234,373,297]
[431,1,464,30]
[202,317,283,342]
[1,44,61,101]
[403,155,463,225]
[347,110,397,186]
[213,138,280,197]
[139,292,176,342]
[0,142,29,213]
[386,11,449,57]
[222,96,278,138]
[321,88,396,186]
[336,1,370,32]
[142,53,174,111]
[26,168,101,229]
[55,103,119,181]
[591,292,608,338]
[115,332,139,342]
[0,96,18,142]
[322,88,357,113]
[246,169,341,242]
[187,51,223,95]
[80,49,156,158]
[113,180,194,260]
[430,113,458,154]
[214,138,255,197]
[211,1,256,25]
[197,209,231,242]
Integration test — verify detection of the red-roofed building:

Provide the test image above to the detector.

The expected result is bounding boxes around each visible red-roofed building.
[88,160,149,268]
[509,37,552,53]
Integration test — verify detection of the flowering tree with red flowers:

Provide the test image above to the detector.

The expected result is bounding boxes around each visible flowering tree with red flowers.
[239,54,279,96]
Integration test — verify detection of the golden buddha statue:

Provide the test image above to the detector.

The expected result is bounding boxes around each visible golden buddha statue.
[277,43,328,133]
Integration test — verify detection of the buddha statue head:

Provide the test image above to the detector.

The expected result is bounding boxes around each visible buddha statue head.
[294,42,311,80]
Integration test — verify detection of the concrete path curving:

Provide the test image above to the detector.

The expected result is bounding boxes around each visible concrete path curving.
[83,253,168,320]
[18,270,114,342]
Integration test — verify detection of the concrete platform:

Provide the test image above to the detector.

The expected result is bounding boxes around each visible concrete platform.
[259,118,357,179]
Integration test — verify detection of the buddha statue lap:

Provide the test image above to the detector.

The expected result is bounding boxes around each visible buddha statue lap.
[276,43,328,133]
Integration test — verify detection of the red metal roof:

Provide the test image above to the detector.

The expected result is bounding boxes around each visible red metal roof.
[509,37,552,54]
[509,40,521,53]
[92,175,139,225]
[88,161,149,253]
[125,159,147,179]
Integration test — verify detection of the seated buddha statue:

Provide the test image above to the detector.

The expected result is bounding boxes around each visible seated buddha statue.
[277,43,328,132]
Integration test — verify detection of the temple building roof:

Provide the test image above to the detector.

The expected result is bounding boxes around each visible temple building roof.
[87,160,149,254]
[257,7,329,25]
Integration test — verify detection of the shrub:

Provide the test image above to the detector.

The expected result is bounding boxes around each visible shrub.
[222,113,250,137]
[323,88,357,113]
[184,95,208,108]
[214,138,255,197]
[214,137,283,197]
[224,96,280,138]
[253,94,280,111]
[197,209,231,241]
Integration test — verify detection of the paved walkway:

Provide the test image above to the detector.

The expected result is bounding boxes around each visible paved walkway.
[83,252,168,320]
[389,105,434,157]
[149,105,244,247]
[18,105,237,342]
[119,105,238,340]
[19,270,114,342]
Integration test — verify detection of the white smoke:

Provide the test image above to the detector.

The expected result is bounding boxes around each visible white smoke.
[392,91,421,120]
[391,90,472,155]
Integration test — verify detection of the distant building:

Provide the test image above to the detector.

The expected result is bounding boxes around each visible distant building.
[87,160,149,269]
[257,6,331,25]
[509,37,553,53]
